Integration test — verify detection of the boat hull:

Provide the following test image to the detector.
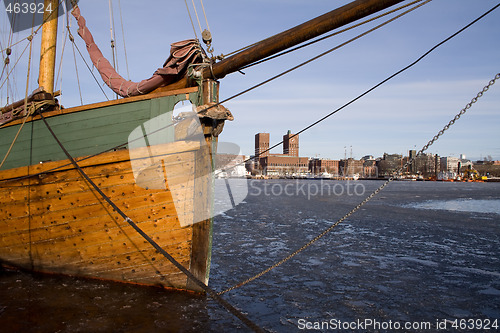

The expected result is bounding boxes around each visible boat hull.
[0,88,214,292]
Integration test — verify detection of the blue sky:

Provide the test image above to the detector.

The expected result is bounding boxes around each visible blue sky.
[2,0,500,160]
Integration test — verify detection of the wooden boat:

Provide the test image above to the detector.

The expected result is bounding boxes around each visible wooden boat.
[0,0,405,292]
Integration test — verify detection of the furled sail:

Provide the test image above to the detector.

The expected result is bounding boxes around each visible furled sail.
[71,6,202,97]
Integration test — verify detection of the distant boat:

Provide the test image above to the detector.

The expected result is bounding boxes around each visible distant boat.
[317,172,333,179]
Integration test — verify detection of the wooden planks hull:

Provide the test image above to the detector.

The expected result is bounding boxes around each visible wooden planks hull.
[0,88,214,292]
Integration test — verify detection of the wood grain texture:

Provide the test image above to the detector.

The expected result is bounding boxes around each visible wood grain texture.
[0,88,215,292]
[0,145,209,289]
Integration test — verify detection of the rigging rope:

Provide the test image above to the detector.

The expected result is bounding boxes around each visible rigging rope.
[70,33,83,105]
[67,28,110,101]
[61,3,84,105]
[117,0,130,80]
[36,110,266,333]
[108,0,118,72]
[184,0,199,40]
[200,0,211,32]
[217,72,500,295]
[0,0,63,95]
[0,108,31,169]
[191,0,203,36]
[55,9,69,92]
[0,40,31,92]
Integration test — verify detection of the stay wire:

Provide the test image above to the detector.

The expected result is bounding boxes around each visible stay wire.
[55,6,70,91]
[36,111,266,333]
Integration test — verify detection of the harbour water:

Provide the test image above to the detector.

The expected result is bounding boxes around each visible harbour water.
[1,180,499,332]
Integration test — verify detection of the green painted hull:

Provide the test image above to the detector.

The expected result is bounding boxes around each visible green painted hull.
[0,88,214,292]
[0,91,199,170]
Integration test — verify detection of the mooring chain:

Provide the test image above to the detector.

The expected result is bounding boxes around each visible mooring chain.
[421,73,500,154]
[217,73,499,296]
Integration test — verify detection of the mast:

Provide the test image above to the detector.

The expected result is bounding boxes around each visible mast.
[38,0,59,94]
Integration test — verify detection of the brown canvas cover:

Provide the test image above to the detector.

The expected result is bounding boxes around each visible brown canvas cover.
[71,6,202,97]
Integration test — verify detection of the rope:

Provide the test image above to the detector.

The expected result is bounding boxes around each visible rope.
[191,0,203,36]
[221,0,425,60]
[0,0,63,94]
[2,24,39,170]
[36,111,266,333]
[64,8,84,105]
[217,72,499,295]
[0,110,31,169]
[0,40,31,92]
[0,99,53,170]
[117,0,130,80]
[67,28,110,101]
[184,0,199,40]
[55,7,70,92]
[70,34,83,105]
[108,0,119,73]
[200,0,211,32]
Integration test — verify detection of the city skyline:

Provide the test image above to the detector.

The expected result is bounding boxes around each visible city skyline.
[249,130,495,163]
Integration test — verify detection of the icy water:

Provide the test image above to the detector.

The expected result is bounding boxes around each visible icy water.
[1,180,499,332]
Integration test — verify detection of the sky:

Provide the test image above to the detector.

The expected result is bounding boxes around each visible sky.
[1,0,500,161]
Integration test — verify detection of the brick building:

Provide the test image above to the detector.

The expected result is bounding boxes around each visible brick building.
[309,158,340,175]
[283,130,299,157]
[255,133,270,158]
[339,158,364,177]
[254,131,307,176]
[259,155,309,177]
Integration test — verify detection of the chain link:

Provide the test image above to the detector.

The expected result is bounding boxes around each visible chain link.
[217,72,499,296]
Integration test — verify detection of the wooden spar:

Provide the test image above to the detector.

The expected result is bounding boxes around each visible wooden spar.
[157,0,404,92]
[38,0,59,94]
[210,0,405,79]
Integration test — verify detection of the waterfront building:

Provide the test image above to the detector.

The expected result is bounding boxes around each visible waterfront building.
[255,133,270,158]
[363,159,378,178]
[377,153,403,177]
[309,158,340,176]
[254,131,307,177]
[283,130,299,157]
[440,156,461,173]
[259,155,309,177]
[339,158,364,177]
